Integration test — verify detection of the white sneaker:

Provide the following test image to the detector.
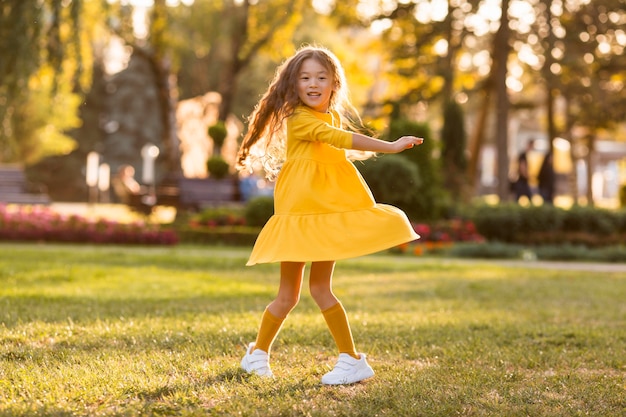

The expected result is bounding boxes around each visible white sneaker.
[321,353,374,385]
[240,343,273,377]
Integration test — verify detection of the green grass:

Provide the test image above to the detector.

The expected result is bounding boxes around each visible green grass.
[0,243,624,417]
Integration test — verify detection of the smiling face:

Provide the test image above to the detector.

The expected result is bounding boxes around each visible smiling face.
[296,58,335,113]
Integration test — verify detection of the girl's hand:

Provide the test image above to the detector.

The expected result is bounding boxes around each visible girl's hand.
[393,136,424,152]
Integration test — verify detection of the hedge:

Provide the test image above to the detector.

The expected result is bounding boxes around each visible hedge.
[470,203,626,247]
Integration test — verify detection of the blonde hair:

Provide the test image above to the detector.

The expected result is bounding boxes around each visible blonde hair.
[236,45,368,178]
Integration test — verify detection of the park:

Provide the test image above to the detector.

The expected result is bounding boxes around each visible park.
[1,0,626,416]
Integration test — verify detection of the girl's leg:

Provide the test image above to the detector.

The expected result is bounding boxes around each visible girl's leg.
[310,261,374,385]
[242,262,305,377]
[253,261,305,353]
[309,261,357,359]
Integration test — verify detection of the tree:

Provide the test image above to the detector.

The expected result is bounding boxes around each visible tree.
[441,100,468,202]
[169,0,310,122]
[493,0,512,201]
[0,0,85,164]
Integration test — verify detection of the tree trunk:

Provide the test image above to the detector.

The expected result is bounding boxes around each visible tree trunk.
[586,133,595,206]
[494,0,511,201]
[217,0,248,121]
[467,88,491,191]
[150,0,181,177]
[544,0,556,154]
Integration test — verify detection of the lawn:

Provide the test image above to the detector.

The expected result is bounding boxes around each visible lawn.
[0,243,624,416]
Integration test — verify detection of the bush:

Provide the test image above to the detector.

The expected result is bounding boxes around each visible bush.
[470,203,523,243]
[385,118,448,220]
[244,196,274,227]
[189,207,245,227]
[177,226,259,245]
[469,204,626,247]
[208,121,228,150]
[448,242,525,259]
[357,154,421,209]
[561,205,618,235]
[207,156,230,179]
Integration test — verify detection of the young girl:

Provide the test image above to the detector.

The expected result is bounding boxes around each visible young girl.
[236,45,423,385]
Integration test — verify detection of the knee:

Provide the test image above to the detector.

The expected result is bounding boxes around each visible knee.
[309,282,334,306]
[273,293,300,316]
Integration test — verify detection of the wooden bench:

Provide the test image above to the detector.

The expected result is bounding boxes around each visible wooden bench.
[176,178,239,211]
[123,177,240,214]
[0,166,50,205]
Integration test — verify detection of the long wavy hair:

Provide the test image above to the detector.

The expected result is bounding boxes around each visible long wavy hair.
[236,45,368,179]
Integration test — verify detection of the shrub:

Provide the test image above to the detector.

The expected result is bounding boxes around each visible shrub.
[189,207,245,228]
[471,203,523,243]
[207,156,230,179]
[177,226,259,245]
[448,242,525,259]
[561,205,618,235]
[469,204,626,247]
[385,118,448,220]
[357,154,421,210]
[208,121,228,150]
[244,196,274,227]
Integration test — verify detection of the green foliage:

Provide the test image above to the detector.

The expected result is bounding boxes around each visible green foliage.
[208,121,227,149]
[0,0,85,163]
[244,196,275,227]
[357,154,421,209]
[561,205,621,235]
[177,226,260,245]
[448,241,526,259]
[192,206,245,227]
[441,100,468,199]
[450,242,626,264]
[385,118,448,220]
[470,204,626,246]
[206,156,230,179]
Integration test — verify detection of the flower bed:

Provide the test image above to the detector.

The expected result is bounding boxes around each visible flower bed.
[394,219,485,256]
[0,205,178,245]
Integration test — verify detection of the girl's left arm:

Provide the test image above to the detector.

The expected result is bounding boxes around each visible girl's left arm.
[351,133,423,154]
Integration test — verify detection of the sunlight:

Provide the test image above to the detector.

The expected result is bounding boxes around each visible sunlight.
[312,0,334,15]
[509,0,535,34]
[107,0,194,6]
[370,18,393,35]
[517,43,540,68]
[434,39,448,56]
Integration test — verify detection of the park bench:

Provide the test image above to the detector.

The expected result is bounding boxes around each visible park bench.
[0,166,50,205]
[123,177,240,214]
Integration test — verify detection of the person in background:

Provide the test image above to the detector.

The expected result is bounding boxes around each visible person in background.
[112,165,145,204]
[538,150,555,204]
[515,139,535,203]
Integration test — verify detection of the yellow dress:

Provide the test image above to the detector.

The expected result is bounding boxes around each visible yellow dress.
[247,106,419,265]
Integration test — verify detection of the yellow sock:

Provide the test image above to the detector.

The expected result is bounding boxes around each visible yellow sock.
[322,302,359,359]
[253,308,285,354]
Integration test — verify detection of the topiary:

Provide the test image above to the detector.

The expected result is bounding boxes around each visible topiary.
[207,156,230,179]
[208,121,227,153]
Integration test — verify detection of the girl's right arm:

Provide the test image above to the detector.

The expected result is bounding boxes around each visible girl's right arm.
[351,133,424,154]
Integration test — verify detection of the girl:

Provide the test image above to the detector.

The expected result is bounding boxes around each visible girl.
[237,45,423,385]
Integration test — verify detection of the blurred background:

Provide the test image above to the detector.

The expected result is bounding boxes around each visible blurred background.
[1,0,625,220]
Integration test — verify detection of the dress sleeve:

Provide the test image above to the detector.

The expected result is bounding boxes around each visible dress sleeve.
[290,110,353,149]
